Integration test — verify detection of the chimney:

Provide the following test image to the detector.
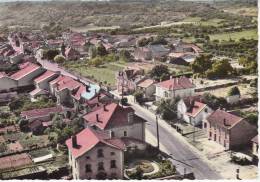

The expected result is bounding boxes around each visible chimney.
[109,130,114,138]
[223,118,227,126]
[176,78,179,85]
[72,135,78,148]
[96,114,99,122]
[128,112,134,123]
[170,75,173,80]
[103,104,107,111]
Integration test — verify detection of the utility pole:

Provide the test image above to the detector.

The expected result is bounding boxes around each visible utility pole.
[156,115,160,150]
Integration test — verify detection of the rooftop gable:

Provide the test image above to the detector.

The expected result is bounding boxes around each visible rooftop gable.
[206,109,244,129]
[66,128,125,159]
[157,76,195,90]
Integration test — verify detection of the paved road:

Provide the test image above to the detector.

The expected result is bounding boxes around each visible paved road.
[131,103,222,180]
[35,53,96,87]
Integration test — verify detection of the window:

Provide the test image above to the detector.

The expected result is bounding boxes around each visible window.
[98,162,104,171]
[86,156,90,160]
[110,160,116,168]
[124,131,127,137]
[204,108,208,113]
[164,91,168,98]
[204,122,207,129]
[111,131,115,138]
[85,164,92,173]
[110,152,115,156]
[97,149,104,158]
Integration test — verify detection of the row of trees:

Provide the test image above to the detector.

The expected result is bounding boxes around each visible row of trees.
[191,54,234,79]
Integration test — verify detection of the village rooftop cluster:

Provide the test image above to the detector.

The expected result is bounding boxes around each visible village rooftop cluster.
[0,25,258,180]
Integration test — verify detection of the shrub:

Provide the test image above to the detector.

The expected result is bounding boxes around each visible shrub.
[54,55,66,63]
[120,97,128,106]
[228,86,240,96]
[231,155,251,166]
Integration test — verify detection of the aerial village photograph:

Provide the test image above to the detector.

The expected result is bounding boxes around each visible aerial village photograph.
[0,0,258,180]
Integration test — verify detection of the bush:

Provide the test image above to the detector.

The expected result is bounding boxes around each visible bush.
[134,91,144,104]
[54,55,66,63]
[228,86,240,96]
[231,155,251,166]
[128,166,143,179]
[120,97,128,106]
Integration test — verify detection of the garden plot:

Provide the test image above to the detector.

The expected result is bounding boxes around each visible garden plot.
[0,153,32,171]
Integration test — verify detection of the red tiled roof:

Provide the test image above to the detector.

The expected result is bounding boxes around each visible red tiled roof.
[21,106,63,119]
[206,109,244,129]
[10,62,40,80]
[34,70,57,83]
[251,135,258,144]
[50,75,86,101]
[156,76,195,90]
[186,101,206,118]
[83,103,142,130]
[137,78,156,88]
[66,128,125,159]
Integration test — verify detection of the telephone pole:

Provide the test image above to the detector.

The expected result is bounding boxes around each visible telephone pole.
[156,115,160,150]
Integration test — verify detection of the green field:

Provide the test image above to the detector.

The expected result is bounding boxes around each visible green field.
[181,17,225,27]
[209,29,258,41]
[66,61,126,86]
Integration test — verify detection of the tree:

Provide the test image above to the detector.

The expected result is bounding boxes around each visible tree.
[206,59,233,79]
[42,49,60,61]
[156,98,179,121]
[150,64,170,81]
[61,43,66,56]
[201,93,227,110]
[54,55,66,64]
[96,43,108,57]
[134,91,144,104]
[190,54,213,75]
[89,56,104,67]
[19,119,29,131]
[228,86,240,96]
[119,50,132,62]
[137,37,153,47]
[89,45,97,58]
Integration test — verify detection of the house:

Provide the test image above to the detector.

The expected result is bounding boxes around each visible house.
[203,109,257,150]
[83,103,146,141]
[172,42,203,55]
[136,78,156,98]
[49,75,87,108]
[116,68,144,94]
[20,106,64,122]
[83,92,114,112]
[133,47,152,61]
[148,44,170,59]
[0,62,45,92]
[66,128,125,179]
[177,97,213,126]
[65,47,80,60]
[155,76,195,101]
[28,120,43,135]
[251,135,258,163]
[30,70,60,99]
